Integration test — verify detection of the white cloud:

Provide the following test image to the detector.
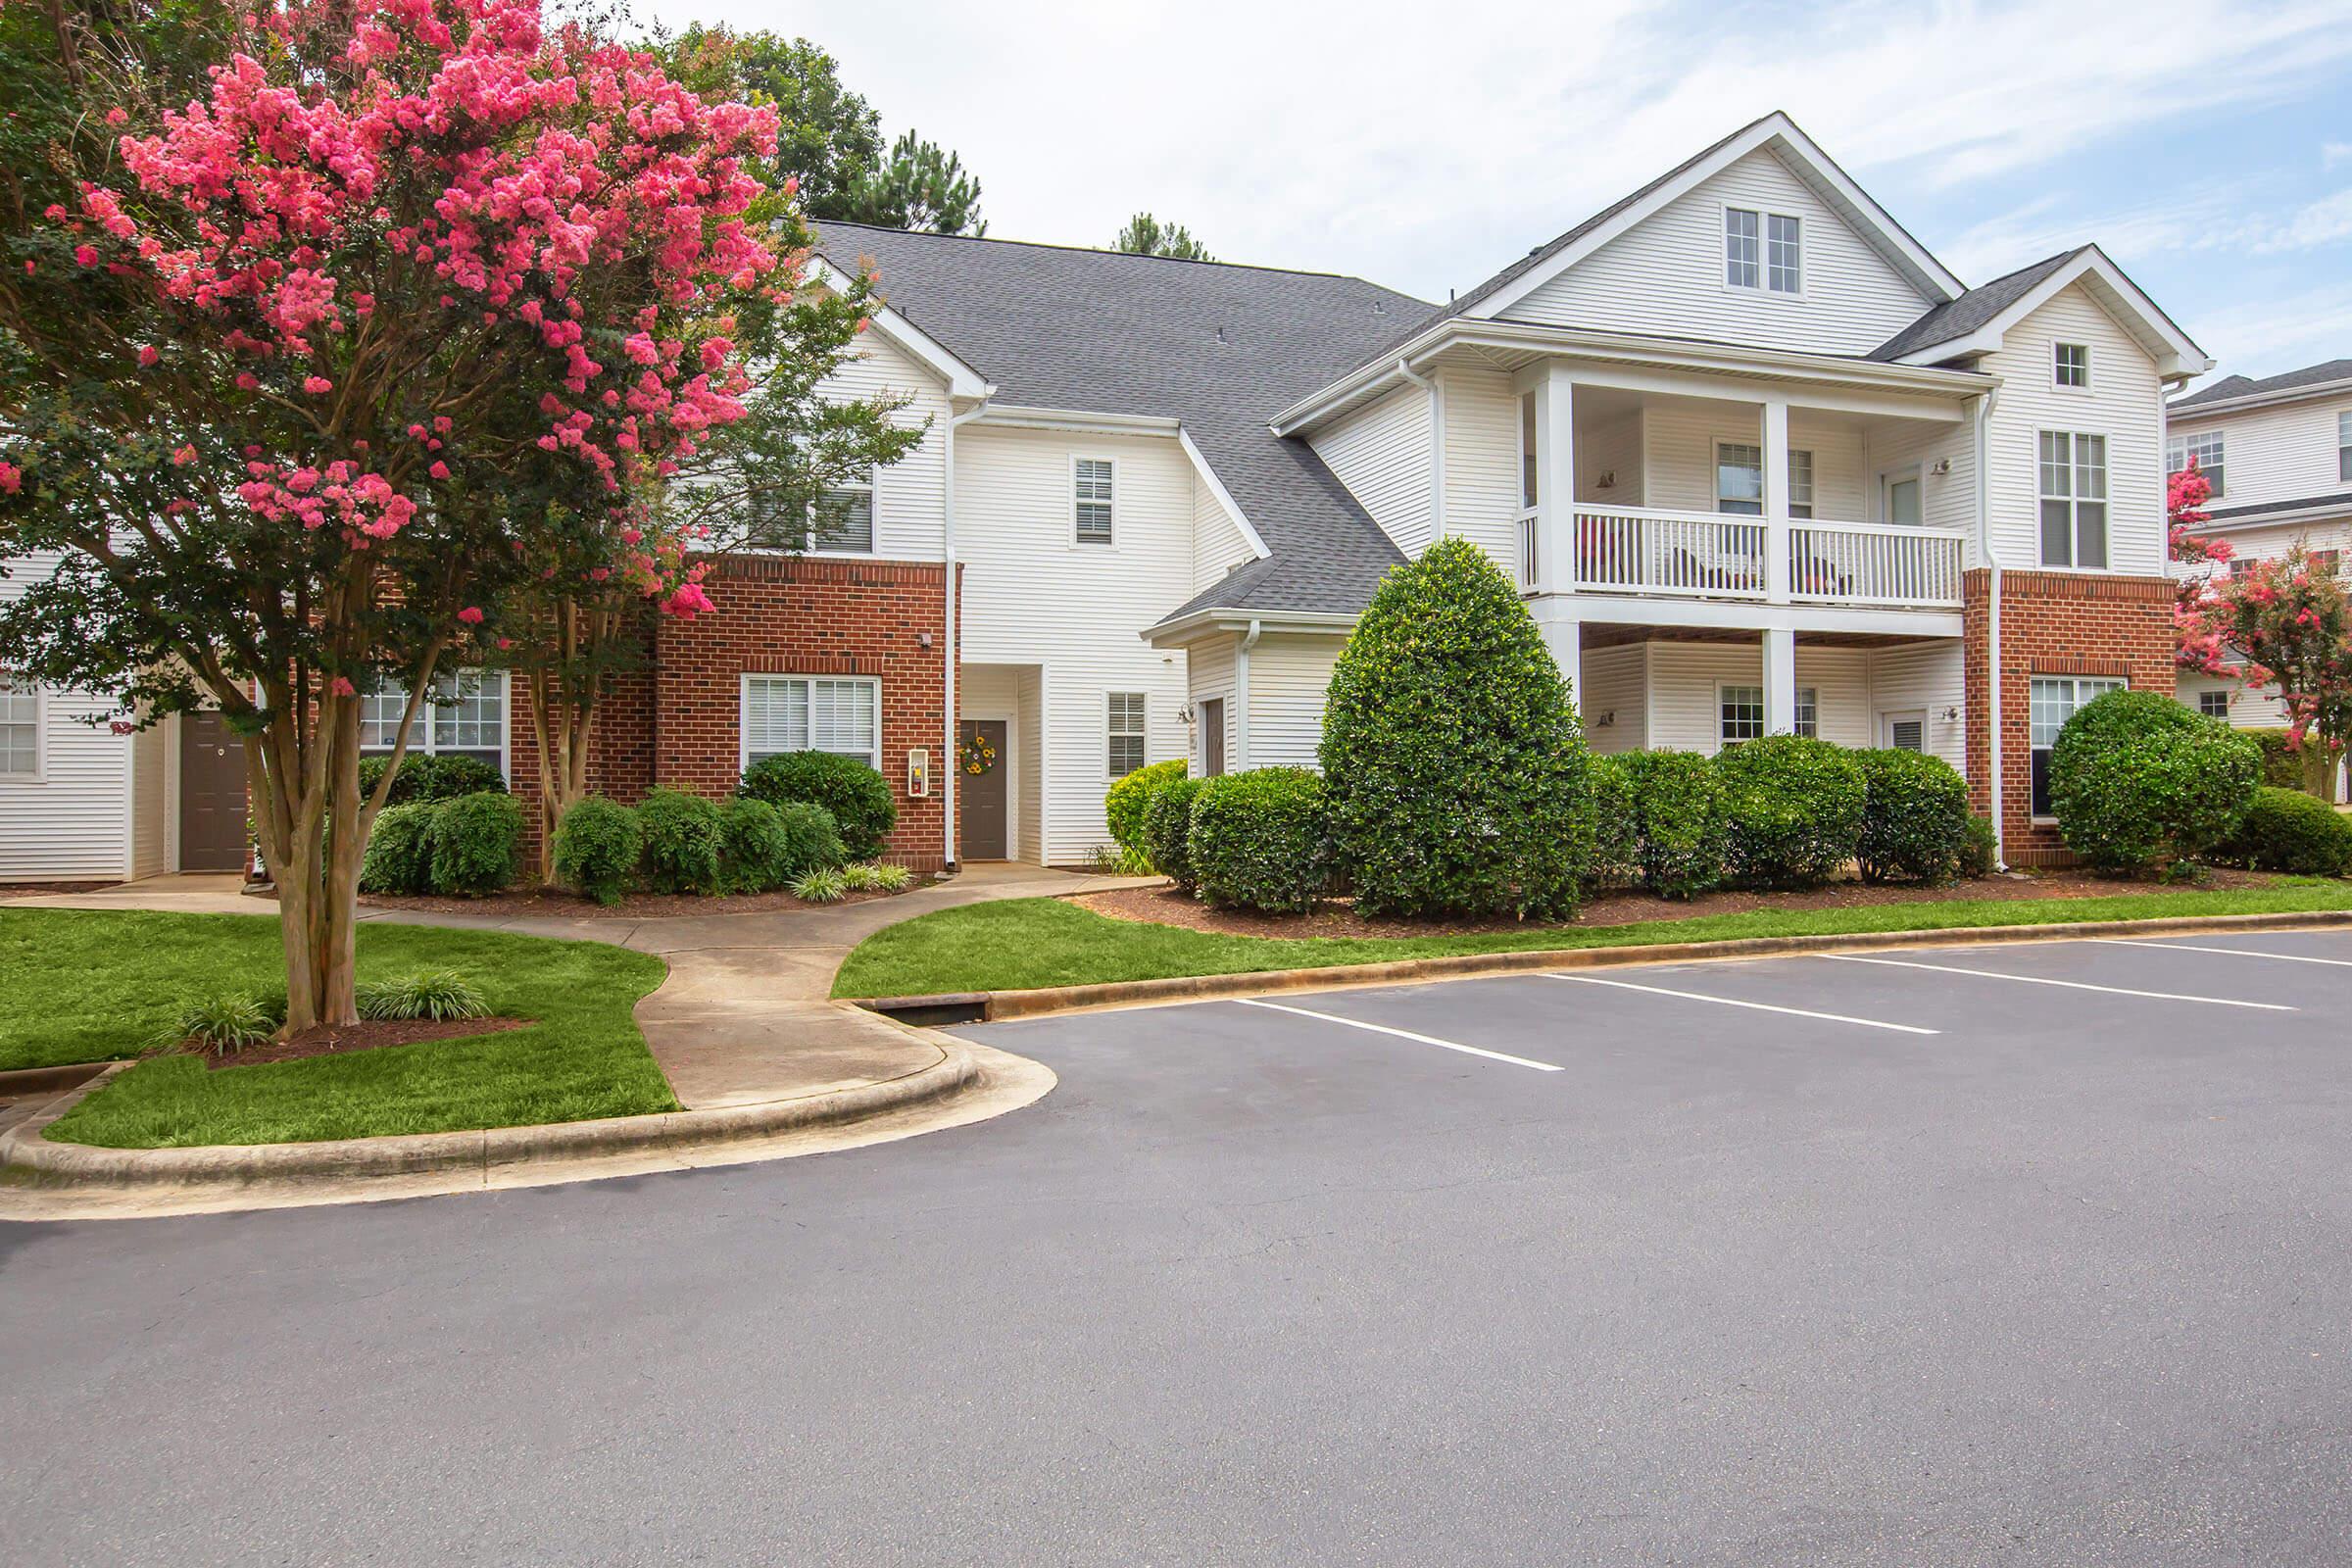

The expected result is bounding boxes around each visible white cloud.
[2258,187,2352,252]
[2182,280,2352,380]
[2325,141,2352,170]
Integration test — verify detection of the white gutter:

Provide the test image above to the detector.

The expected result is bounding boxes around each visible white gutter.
[943,402,988,868]
[973,405,1179,436]
[1395,359,1446,538]
[1233,618,1262,770]
[2169,373,2352,420]
[1973,389,2005,871]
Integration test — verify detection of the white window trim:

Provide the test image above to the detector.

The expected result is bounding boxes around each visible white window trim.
[2196,688,2232,720]
[2166,430,2226,500]
[1717,681,1767,745]
[2052,339,2091,392]
[2028,673,2128,821]
[2036,429,2112,571]
[0,673,46,784]
[1105,690,1147,779]
[1720,201,1806,299]
[2337,409,2351,484]
[1070,453,1117,548]
[737,672,884,774]
[358,667,511,780]
[1715,439,1765,516]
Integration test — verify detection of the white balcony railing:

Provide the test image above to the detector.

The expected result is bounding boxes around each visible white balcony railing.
[1790,519,1965,608]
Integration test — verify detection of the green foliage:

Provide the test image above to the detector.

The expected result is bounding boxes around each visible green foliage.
[1188,767,1328,914]
[661,30,881,218]
[2218,786,2352,875]
[1142,775,1205,893]
[1716,736,1866,889]
[359,753,507,808]
[357,969,491,1022]
[840,129,984,234]
[1619,750,1726,899]
[636,787,726,895]
[841,860,913,893]
[1587,755,1642,891]
[150,992,277,1055]
[2241,727,2307,789]
[775,801,848,880]
[1960,813,1998,879]
[359,802,438,896]
[715,797,789,892]
[739,751,897,859]
[1320,538,1592,918]
[792,866,850,903]
[553,797,642,906]
[1112,213,1213,261]
[428,791,523,896]
[1854,749,1970,884]
[2051,691,2261,870]
[1105,758,1187,858]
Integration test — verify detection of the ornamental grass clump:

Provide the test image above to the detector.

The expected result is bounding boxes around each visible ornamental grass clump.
[841,861,912,893]
[1319,537,1591,919]
[149,993,279,1056]
[357,970,490,1022]
[792,866,851,904]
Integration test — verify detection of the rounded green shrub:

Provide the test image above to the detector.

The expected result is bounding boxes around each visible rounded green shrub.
[1959,813,1997,879]
[717,797,791,892]
[2219,785,2352,875]
[359,801,438,896]
[1586,755,1642,891]
[428,790,523,896]
[1106,759,1185,859]
[636,787,725,895]
[1620,750,1726,899]
[360,752,506,807]
[738,751,896,860]
[1189,767,1328,913]
[1319,536,1592,919]
[1716,735,1865,889]
[553,796,641,906]
[1854,748,1969,884]
[2051,691,2261,870]
[1142,774,1204,893]
[776,801,848,880]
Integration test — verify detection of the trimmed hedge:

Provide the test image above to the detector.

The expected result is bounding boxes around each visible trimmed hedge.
[359,753,506,807]
[717,797,791,892]
[2051,691,2260,870]
[359,802,438,896]
[1960,813,1997,879]
[554,797,641,906]
[1188,767,1327,913]
[2242,727,2305,790]
[428,790,523,897]
[1106,759,1185,859]
[776,801,848,881]
[1319,537,1591,919]
[637,788,724,895]
[1855,748,1970,884]
[1142,774,1204,894]
[738,751,896,860]
[1587,754,1642,891]
[1716,735,1865,890]
[2220,786,2352,875]
[1620,750,1725,899]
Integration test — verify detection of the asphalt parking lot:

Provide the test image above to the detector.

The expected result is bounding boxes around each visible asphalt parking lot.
[6,928,2352,1565]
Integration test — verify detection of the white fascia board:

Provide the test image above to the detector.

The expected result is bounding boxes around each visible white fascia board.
[1177,428,1271,561]
[1462,113,1963,325]
[806,253,994,401]
[2192,500,2352,534]
[1142,607,1356,648]
[1894,247,2213,378]
[2170,375,2352,420]
[1526,592,1963,641]
[970,405,1180,435]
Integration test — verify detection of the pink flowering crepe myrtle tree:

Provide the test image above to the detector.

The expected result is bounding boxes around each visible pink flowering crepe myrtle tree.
[0,0,808,1032]
[2191,542,2352,799]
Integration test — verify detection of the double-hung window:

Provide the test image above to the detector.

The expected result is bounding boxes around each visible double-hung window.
[2038,431,2108,568]
[1716,442,1764,514]
[1792,686,1818,739]
[2166,431,2225,499]
[359,669,508,774]
[1766,214,1801,293]
[1788,450,1815,519]
[0,673,38,778]
[2197,689,2231,720]
[1106,692,1146,777]
[2030,675,2125,815]
[1724,209,1760,289]
[1073,458,1114,545]
[742,674,881,771]
[2054,342,2089,388]
[746,475,875,554]
[2337,411,2351,483]
[1721,684,1816,743]
[1726,208,1799,293]
[1517,391,1540,588]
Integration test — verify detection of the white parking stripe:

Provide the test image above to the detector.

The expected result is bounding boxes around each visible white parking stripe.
[2093,937,2352,969]
[1542,972,1939,1035]
[1233,998,1565,1073]
[1821,953,2297,1010]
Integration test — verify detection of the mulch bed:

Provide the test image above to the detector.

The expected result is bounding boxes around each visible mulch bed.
[1070,866,2285,941]
[179,1014,530,1069]
[0,881,120,898]
[332,883,921,918]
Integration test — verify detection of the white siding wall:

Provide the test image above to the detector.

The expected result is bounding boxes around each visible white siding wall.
[1983,283,2167,575]
[2169,391,2352,511]
[1015,664,1045,865]
[0,550,135,880]
[956,423,1194,863]
[1247,635,1342,769]
[1500,147,1935,356]
[1440,368,1522,573]
[130,719,169,878]
[1579,645,1648,752]
[1309,383,1434,557]
[2178,670,2288,728]
[1190,473,1256,598]
[1866,640,1968,774]
[1576,411,1644,506]
[1864,414,1977,538]
[818,331,950,562]
[1626,641,1894,755]
[1185,634,1237,774]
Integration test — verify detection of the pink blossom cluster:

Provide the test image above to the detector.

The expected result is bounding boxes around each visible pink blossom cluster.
[237,457,418,538]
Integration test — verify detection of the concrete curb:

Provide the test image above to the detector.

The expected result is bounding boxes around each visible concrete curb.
[0,1034,982,1194]
[857,907,2352,1022]
[0,1060,112,1099]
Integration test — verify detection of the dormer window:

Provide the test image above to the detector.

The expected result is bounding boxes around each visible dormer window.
[2054,342,2089,388]
[1726,208,1800,293]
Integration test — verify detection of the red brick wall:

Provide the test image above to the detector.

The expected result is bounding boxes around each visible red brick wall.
[1962,567,2177,865]
[640,556,956,870]
[507,631,658,864]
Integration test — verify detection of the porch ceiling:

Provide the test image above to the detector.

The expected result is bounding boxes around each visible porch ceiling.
[1578,623,1955,651]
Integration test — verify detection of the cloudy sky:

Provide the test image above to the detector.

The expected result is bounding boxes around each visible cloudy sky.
[639,0,2352,387]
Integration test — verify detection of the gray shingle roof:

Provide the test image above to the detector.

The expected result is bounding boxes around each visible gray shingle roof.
[812,221,1436,620]
[1868,249,2082,362]
[2174,358,2352,409]
[2202,489,2352,525]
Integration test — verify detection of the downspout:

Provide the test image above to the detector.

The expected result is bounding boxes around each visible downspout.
[943,403,987,869]
[1396,359,1444,540]
[1234,617,1262,770]
[1973,389,2006,871]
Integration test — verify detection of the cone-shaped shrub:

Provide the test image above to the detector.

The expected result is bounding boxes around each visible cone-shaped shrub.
[1319,537,1592,918]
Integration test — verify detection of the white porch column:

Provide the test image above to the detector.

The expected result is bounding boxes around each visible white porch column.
[1762,397,1790,604]
[1540,616,1582,698]
[1540,366,1577,594]
[1762,626,1797,737]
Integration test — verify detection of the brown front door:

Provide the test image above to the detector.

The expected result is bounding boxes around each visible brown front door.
[1200,698,1225,776]
[178,711,249,871]
[958,718,1008,860]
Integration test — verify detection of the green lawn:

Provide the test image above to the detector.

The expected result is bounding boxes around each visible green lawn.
[832,882,2352,999]
[0,908,675,1149]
